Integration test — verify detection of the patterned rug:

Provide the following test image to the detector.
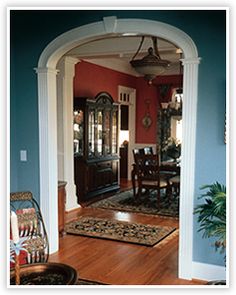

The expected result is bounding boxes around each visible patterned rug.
[66,216,176,247]
[89,189,179,217]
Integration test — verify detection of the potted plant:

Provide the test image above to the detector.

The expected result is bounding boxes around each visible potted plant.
[162,137,181,161]
[194,182,226,285]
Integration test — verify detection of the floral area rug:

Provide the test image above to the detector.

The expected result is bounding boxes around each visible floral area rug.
[66,216,176,247]
[89,189,179,218]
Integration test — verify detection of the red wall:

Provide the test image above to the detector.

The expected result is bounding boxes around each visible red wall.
[73,61,181,144]
[74,61,137,100]
[135,78,158,144]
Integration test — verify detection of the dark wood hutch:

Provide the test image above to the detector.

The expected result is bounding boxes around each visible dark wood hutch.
[74,92,120,203]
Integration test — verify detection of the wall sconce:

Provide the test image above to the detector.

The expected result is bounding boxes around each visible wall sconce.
[161,102,169,109]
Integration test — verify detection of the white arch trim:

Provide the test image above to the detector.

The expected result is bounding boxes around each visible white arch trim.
[39,17,198,69]
[35,16,200,280]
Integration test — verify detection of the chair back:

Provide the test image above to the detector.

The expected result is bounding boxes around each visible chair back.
[10,191,49,264]
[132,148,140,157]
[135,154,161,185]
[143,146,153,155]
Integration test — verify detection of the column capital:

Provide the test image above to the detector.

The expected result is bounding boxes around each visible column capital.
[63,56,80,66]
[181,57,201,65]
[34,67,59,75]
[57,57,80,78]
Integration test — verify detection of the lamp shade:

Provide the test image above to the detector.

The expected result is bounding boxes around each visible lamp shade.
[130,40,170,84]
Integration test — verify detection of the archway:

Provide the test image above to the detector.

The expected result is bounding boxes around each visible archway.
[35,16,200,279]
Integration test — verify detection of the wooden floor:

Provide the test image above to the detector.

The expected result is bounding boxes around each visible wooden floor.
[49,180,205,286]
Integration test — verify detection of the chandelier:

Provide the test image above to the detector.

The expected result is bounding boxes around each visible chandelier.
[130,36,170,85]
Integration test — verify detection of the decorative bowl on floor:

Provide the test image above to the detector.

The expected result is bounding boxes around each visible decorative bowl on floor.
[10,262,77,285]
[206,280,226,285]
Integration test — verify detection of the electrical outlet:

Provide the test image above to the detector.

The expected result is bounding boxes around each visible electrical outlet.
[20,150,27,161]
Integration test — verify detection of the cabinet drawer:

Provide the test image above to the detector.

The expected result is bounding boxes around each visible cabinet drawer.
[96,161,112,170]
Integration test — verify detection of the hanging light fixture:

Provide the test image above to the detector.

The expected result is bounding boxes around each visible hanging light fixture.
[130,36,170,85]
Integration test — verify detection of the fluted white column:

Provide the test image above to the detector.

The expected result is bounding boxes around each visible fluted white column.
[57,57,80,211]
[35,67,59,254]
[178,57,201,279]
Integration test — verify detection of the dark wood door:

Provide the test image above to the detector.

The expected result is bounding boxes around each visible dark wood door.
[120,146,128,179]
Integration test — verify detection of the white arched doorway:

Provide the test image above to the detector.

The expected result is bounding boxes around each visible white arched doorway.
[35,16,200,280]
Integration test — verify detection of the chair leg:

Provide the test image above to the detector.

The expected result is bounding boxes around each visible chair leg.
[132,170,136,197]
[167,185,172,203]
[157,189,160,210]
[138,187,142,198]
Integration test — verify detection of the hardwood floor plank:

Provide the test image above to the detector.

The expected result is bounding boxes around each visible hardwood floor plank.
[50,185,206,286]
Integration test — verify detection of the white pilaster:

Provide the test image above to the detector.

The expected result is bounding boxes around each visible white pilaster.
[178,58,201,279]
[35,67,59,254]
[118,86,136,181]
[57,57,80,211]
[128,90,136,180]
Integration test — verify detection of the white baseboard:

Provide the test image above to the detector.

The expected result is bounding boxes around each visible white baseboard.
[192,261,226,281]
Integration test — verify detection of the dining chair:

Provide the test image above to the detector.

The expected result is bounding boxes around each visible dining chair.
[131,148,140,196]
[132,148,155,196]
[143,146,153,155]
[135,154,171,209]
[10,191,49,265]
[131,148,142,196]
[132,147,146,157]
[169,175,180,196]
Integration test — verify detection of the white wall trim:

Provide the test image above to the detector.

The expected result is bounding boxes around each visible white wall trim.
[57,57,80,211]
[39,18,198,69]
[34,67,59,254]
[118,85,136,181]
[192,261,226,282]
[178,57,201,279]
[37,16,200,277]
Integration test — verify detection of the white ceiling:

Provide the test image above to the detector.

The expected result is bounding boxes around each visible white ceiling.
[66,36,182,76]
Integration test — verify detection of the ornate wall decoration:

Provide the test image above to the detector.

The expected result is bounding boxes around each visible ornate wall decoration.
[142,99,153,129]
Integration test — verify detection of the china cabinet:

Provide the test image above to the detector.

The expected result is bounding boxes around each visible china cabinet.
[74,92,119,203]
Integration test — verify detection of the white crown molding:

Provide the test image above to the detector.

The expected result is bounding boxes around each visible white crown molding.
[84,58,140,77]
[39,17,198,69]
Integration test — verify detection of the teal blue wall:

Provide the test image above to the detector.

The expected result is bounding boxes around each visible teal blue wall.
[10,10,226,266]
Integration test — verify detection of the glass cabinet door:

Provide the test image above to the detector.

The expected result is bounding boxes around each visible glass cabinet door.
[96,110,103,156]
[112,110,118,154]
[88,109,95,157]
[73,109,84,155]
[103,110,111,155]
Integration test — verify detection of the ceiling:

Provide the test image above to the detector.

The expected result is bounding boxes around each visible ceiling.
[66,36,182,77]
